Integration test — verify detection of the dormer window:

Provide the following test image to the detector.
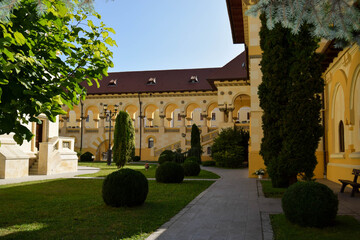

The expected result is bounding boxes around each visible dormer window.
[189,75,198,83]
[108,79,117,86]
[242,62,246,68]
[147,77,156,85]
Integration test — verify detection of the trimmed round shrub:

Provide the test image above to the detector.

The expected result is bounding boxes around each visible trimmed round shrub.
[184,156,198,163]
[155,162,184,183]
[202,160,216,166]
[158,150,174,164]
[102,168,148,207]
[282,181,338,228]
[173,151,185,164]
[80,152,94,162]
[183,161,200,176]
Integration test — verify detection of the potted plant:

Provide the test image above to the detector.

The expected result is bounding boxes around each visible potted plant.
[253,168,266,179]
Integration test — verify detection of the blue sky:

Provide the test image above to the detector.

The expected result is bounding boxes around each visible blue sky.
[93,0,244,72]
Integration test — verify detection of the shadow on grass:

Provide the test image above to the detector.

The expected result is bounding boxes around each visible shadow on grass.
[271,214,360,240]
[0,179,213,240]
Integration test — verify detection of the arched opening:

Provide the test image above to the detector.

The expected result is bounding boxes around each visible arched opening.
[233,94,250,123]
[148,137,154,148]
[186,103,201,126]
[165,103,180,128]
[207,102,218,127]
[339,121,345,152]
[332,83,346,154]
[125,104,138,127]
[85,105,100,128]
[96,140,110,161]
[144,104,159,127]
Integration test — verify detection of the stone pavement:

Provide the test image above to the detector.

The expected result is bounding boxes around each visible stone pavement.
[317,178,360,221]
[146,167,360,240]
[0,166,100,185]
[147,167,282,240]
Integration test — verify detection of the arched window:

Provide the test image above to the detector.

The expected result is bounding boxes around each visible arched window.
[339,121,345,152]
[207,146,211,155]
[148,138,154,148]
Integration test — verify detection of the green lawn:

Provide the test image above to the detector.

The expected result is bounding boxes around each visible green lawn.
[0,179,213,240]
[271,214,360,240]
[260,180,287,198]
[78,162,220,179]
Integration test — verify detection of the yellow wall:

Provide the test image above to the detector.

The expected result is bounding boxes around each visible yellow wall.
[324,44,360,182]
[62,84,250,162]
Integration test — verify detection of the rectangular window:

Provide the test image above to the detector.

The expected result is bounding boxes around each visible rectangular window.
[178,113,181,121]
[212,113,216,121]
[247,112,250,120]
[200,113,203,121]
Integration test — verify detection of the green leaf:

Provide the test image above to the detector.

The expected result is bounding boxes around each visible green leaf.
[14,32,26,45]
[3,48,15,61]
[101,31,109,39]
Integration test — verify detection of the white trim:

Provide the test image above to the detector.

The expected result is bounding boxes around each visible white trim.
[349,152,360,159]
[330,153,345,159]
[328,162,360,169]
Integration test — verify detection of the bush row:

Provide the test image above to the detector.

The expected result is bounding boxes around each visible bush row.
[155,156,201,183]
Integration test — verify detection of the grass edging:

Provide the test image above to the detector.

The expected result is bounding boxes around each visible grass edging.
[260,180,287,198]
[271,214,360,240]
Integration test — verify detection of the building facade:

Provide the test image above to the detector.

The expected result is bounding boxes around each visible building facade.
[59,0,359,182]
[60,53,251,162]
[0,115,78,179]
[226,0,360,181]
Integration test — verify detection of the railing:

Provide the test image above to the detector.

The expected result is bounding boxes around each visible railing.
[50,136,75,152]
[201,130,219,143]
[165,128,180,133]
[234,123,250,131]
[85,128,99,133]
[154,141,181,156]
[66,128,80,133]
[208,127,218,132]
[144,128,159,133]
[39,136,75,175]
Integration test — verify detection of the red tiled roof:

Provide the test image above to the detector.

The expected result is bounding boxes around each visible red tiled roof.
[84,52,248,95]
[208,51,248,80]
[84,68,220,95]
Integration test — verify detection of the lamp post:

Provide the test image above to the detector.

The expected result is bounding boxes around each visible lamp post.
[138,94,142,161]
[103,104,118,165]
[80,100,84,154]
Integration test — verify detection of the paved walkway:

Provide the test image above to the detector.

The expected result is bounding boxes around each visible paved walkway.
[147,167,282,240]
[147,167,360,240]
[0,166,100,185]
[1,165,359,240]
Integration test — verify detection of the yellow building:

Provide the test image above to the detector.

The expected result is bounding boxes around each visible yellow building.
[60,0,359,183]
[60,52,251,162]
[226,0,360,181]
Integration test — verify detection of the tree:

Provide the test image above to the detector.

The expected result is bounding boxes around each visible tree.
[0,0,94,21]
[247,0,360,47]
[0,0,115,144]
[258,14,324,187]
[211,127,249,168]
[113,111,135,168]
[188,124,202,164]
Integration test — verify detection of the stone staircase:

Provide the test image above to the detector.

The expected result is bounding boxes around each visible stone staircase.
[29,156,39,175]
